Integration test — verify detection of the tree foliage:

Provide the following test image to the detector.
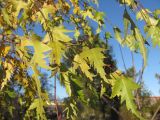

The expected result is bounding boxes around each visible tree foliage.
[0,0,159,119]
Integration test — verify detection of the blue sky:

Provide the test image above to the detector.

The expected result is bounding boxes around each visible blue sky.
[98,0,160,96]
[31,0,160,98]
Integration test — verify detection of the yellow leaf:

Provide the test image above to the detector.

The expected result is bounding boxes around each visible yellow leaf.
[119,0,133,5]
[14,0,28,17]
[1,61,14,89]
[43,26,72,65]
[74,54,94,80]
[4,46,11,56]
[20,35,52,69]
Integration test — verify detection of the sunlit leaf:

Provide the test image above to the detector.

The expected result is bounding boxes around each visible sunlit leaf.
[111,71,143,120]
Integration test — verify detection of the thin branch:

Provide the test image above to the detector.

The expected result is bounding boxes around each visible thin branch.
[131,52,136,81]
[101,96,124,120]
[119,44,127,72]
[34,0,54,42]
[151,104,160,120]
[137,60,144,84]
[134,0,152,25]
[135,60,145,110]
[131,52,141,109]
[54,74,62,120]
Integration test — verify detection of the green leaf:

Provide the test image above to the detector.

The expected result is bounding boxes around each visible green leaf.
[29,66,47,120]
[51,26,72,42]
[124,34,139,51]
[144,25,160,47]
[73,47,107,82]
[136,9,158,26]
[9,106,14,117]
[123,11,130,39]
[5,90,16,98]
[34,3,56,24]
[105,32,112,40]
[43,26,72,65]
[96,26,101,34]
[32,66,42,96]
[100,81,106,96]
[136,9,151,21]
[81,10,94,20]
[74,54,94,80]
[1,8,12,26]
[94,11,105,22]
[28,98,47,120]
[12,0,28,17]
[61,72,72,96]
[114,27,123,44]
[29,99,39,110]
[64,100,78,120]
[123,10,147,67]
[111,71,143,120]
[81,48,106,81]
[153,9,160,18]
[74,29,80,40]
[134,28,147,66]
[119,0,133,5]
[20,34,52,69]
[31,35,52,69]
[1,61,14,89]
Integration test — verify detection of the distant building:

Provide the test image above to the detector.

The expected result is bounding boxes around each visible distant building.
[148,96,160,105]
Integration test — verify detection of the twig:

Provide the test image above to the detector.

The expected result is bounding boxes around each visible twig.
[131,52,141,110]
[137,60,144,84]
[119,44,127,72]
[101,96,124,120]
[131,52,136,81]
[151,104,160,120]
[54,74,62,120]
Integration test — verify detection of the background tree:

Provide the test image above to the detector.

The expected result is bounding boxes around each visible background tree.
[61,34,120,119]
